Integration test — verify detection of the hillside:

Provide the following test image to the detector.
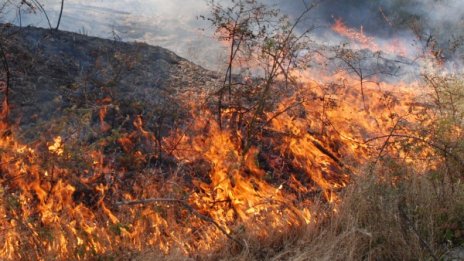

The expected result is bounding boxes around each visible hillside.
[0,23,463,261]
[2,24,220,141]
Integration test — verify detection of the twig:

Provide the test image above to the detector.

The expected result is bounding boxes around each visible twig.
[55,0,64,31]
[398,202,438,261]
[311,138,344,167]
[31,0,52,30]
[371,117,402,168]
[20,0,35,11]
[262,99,306,128]
[365,133,464,169]
[116,198,244,248]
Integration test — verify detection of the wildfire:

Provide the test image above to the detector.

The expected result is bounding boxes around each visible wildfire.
[48,136,64,156]
[0,66,439,258]
[332,19,410,57]
[0,31,445,261]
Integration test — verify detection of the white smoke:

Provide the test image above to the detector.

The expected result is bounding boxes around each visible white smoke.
[1,0,463,70]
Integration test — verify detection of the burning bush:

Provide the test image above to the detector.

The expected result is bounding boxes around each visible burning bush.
[0,1,463,260]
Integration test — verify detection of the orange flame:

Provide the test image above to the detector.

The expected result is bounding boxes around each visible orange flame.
[0,55,444,259]
[332,19,409,57]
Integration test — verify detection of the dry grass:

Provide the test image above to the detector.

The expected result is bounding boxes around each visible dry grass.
[144,160,463,261]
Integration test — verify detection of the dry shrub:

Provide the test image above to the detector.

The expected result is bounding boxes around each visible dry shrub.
[307,167,460,260]
[172,159,463,261]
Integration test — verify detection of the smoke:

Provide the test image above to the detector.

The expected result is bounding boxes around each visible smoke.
[0,0,223,68]
[278,0,464,37]
[260,0,464,71]
[329,0,463,61]
[1,0,463,68]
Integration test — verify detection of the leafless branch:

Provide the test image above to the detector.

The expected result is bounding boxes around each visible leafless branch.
[116,197,245,248]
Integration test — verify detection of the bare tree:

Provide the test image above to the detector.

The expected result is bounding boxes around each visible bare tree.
[204,0,320,152]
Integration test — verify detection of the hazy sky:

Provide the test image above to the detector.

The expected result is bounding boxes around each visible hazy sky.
[3,0,219,67]
[2,0,464,69]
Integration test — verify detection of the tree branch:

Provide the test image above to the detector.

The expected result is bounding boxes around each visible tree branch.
[116,198,244,248]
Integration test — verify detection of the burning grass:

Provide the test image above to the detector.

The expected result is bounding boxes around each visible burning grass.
[1,70,462,260]
[0,18,463,259]
[0,80,347,259]
[201,162,464,261]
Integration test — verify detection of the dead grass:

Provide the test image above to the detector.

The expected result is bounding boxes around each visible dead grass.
[148,159,463,261]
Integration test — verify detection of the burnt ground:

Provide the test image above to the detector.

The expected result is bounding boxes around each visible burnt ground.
[0,21,349,219]
[0,24,221,142]
[0,24,349,194]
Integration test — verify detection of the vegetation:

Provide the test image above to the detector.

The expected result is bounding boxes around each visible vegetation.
[0,0,463,260]
[134,74,464,261]
[204,161,464,260]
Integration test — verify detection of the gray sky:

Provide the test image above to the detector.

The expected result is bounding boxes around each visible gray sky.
[3,0,221,67]
[2,0,463,69]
